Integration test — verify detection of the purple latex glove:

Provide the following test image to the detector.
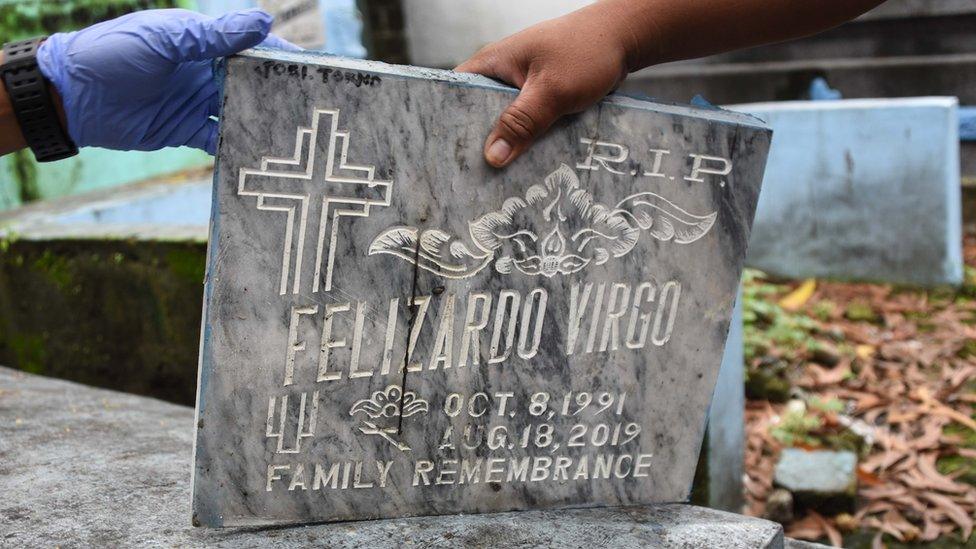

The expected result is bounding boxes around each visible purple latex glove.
[36,9,298,155]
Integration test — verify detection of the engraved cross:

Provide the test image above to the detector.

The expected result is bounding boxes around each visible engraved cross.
[238,108,393,295]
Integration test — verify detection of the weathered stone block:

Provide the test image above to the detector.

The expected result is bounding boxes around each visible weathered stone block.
[774,448,858,514]
[732,97,962,286]
[193,50,770,526]
[0,177,211,402]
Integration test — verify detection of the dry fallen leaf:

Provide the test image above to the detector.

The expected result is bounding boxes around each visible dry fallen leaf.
[916,453,970,494]
[809,510,843,547]
[956,448,976,459]
[882,508,921,542]
[856,344,877,360]
[745,241,976,542]
[787,513,828,541]
[857,466,884,487]
[779,279,817,311]
[864,516,904,542]
[920,492,974,540]
[921,514,943,542]
[923,402,976,432]
[803,363,852,387]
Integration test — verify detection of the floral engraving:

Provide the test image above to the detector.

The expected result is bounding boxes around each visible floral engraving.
[349,385,429,451]
[350,385,429,418]
[369,164,717,279]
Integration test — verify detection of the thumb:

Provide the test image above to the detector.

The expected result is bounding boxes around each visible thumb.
[185,118,220,155]
[484,79,561,168]
[158,8,273,62]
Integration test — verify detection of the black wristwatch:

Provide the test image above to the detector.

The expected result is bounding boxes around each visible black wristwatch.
[1,37,78,162]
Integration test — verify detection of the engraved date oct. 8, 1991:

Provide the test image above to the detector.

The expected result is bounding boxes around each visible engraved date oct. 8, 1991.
[436,390,640,454]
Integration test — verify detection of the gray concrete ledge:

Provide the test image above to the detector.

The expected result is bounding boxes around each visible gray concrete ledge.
[0,367,786,548]
[623,53,976,106]
[0,174,211,243]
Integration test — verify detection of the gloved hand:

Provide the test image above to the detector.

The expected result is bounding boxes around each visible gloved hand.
[36,8,298,155]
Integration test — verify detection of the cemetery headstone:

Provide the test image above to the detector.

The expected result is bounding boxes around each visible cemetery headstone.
[731,98,962,287]
[191,49,771,527]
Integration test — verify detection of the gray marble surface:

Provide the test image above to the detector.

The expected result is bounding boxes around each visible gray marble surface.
[0,367,790,548]
[193,49,771,527]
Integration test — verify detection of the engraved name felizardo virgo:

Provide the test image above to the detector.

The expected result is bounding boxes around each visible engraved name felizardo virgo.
[280,279,684,385]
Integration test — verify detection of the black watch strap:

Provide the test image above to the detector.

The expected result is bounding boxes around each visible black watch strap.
[2,37,78,162]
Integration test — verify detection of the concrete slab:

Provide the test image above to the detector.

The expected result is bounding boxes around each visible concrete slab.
[962,107,976,141]
[0,171,211,242]
[622,54,976,106]
[0,366,785,547]
[394,0,976,69]
[731,97,962,286]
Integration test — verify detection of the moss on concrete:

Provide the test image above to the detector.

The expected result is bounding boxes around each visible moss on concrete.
[844,300,882,324]
[32,250,75,292]
[7,333,46,374]
[745,358,792,403]
[166,247,206,283]
[9,150,39,204]
[0,238,206,405]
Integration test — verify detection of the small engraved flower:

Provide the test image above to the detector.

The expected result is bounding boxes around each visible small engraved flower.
[350,385,429,419]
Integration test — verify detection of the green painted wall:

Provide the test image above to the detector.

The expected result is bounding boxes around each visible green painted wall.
[0,0,212,211]
[0,148,213,209]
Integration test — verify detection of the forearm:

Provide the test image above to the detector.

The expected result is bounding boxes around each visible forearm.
[0,53,28,156]
[598,0,887,71]
[459,0,887,167]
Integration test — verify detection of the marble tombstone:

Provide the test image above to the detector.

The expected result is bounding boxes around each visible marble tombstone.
[191,49,771,527]
[733,98,962,287]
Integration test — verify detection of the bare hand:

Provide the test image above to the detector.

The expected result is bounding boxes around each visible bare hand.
[455,4,634,168]
[456,0,886,169]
